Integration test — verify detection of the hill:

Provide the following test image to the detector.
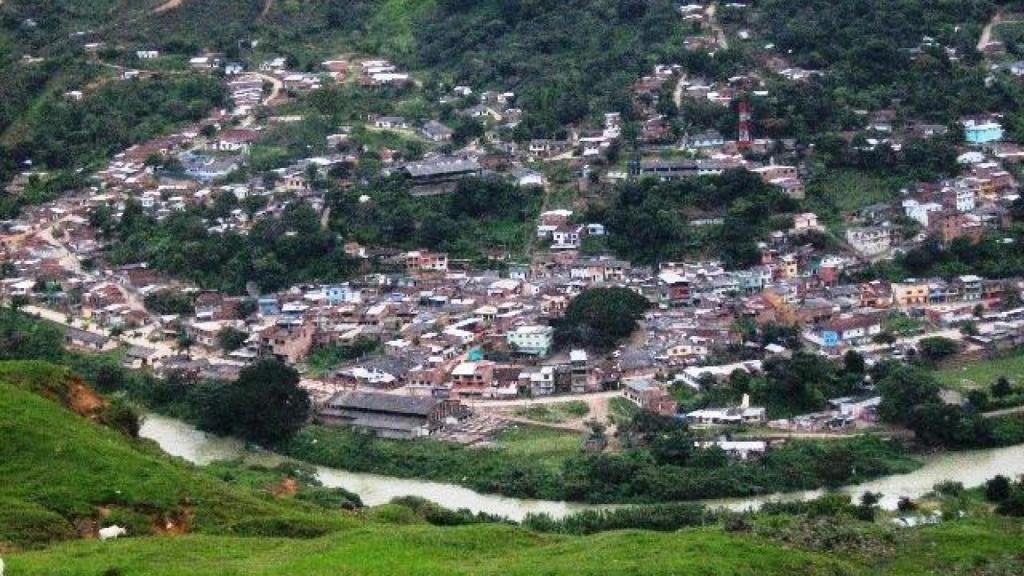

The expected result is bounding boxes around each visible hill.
[0,361,357,549]
[2,359,1024,575]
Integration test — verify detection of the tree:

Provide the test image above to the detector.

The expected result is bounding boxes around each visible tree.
[649,426,694,466]
[916,336,959,364]
[175,330,195,359]
[224,358,310,445]
[875,365,941,424]
[217,327,248,352]
[553,288,649,351]
[843,350,866,374]
[992,376,1013,398]
[985,475,1012,503]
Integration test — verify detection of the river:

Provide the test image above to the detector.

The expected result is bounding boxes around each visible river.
[140,413,1024,521]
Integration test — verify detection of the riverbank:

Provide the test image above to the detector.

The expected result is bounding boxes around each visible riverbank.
[278,422,919,504]
[141,413,1024,521]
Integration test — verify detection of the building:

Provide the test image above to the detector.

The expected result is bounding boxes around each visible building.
[810,314,882,348]
[964,120,1003,145]
[450,361,495,398]
[406,250,448,273]
[845,226,891,257]
[319,391,459,439]
[421,120,454,142]
[507,325,554,356]
[401,157,482,193]
[569,349,591,393]
[892,280,929,307]
[622,379,678,416]
[65,327,116,352]
[902,200,943,227]
[686,395,766,426]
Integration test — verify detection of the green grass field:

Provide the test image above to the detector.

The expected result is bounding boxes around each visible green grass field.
[493,424,582,470]
[0,362,356,548]
[936,350,1024,391]
[512,400,590,424]
[608,397,641,425]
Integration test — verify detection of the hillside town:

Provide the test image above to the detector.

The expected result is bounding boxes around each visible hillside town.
[4,4,1024,460]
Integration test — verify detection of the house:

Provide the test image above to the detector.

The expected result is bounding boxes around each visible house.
[450,361,495,398]
[259,322,315,363]
[215,129,260,153]
[136,50,159,59]
[687,395,767,426]
[520,366,556,396]
[401,157,482,192]
[695,439,767,460]
[507,325,554,356]
[421,120,453,142]
[406,250,448,273]
[319,391,459,439]
[622,379,678,416]
[892,280,929,307]
[791,212,822,233]
[551,224,585,250]
[809,314,882,348]
[374,116,409,130]
[964,119,1003,144]
[510,167,545,187]
[639,159,726,180]
[845,226,891,257]
[682,131,725,149]
[903,199,944,227]
[528,139,571,158]
[65,327,116,352]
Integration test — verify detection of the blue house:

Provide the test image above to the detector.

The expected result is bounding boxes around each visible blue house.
[325,284,359,305]
[257,296,279,316]
[964,121,1003,145]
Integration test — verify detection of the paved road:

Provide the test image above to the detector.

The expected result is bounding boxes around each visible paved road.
[23,304,179,358]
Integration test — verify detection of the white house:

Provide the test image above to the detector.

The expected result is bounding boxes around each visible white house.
[902,199,943,227]
[507,325,554,356]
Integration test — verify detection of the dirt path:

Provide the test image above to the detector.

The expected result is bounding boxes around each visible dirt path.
[261,0,275,17]
[706,3,728,50]
[256,72,284,106]
[978,12,1024,52]
[983,404,1024,418]
[672,73,687,108]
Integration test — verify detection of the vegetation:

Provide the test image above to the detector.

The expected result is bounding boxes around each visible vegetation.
[284,415,916,504]
[306,337,382,377]
[327,176,543,261]
[875,362,1024,448]
[864,230,1024,281]
[590,169,798,268]
[672,351,868,418]
[1,73,226,213]
[512,401,590,423]
[0,361,356,549]
[553,287,650,351]
[104,198,362,294]
[937,348,1024,391]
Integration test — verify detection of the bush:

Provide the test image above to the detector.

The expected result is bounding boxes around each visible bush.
[985,476,1013,503]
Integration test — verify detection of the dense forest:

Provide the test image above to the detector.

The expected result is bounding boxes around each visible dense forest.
[586,169,798,268]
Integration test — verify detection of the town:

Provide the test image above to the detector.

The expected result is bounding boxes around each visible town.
[5,2,1024,464]
[5,1,1024,574]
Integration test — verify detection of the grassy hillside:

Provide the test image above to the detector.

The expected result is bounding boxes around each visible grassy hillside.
[2,359,1024,574]
[6,527,858,576]
[0,361,356,548]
